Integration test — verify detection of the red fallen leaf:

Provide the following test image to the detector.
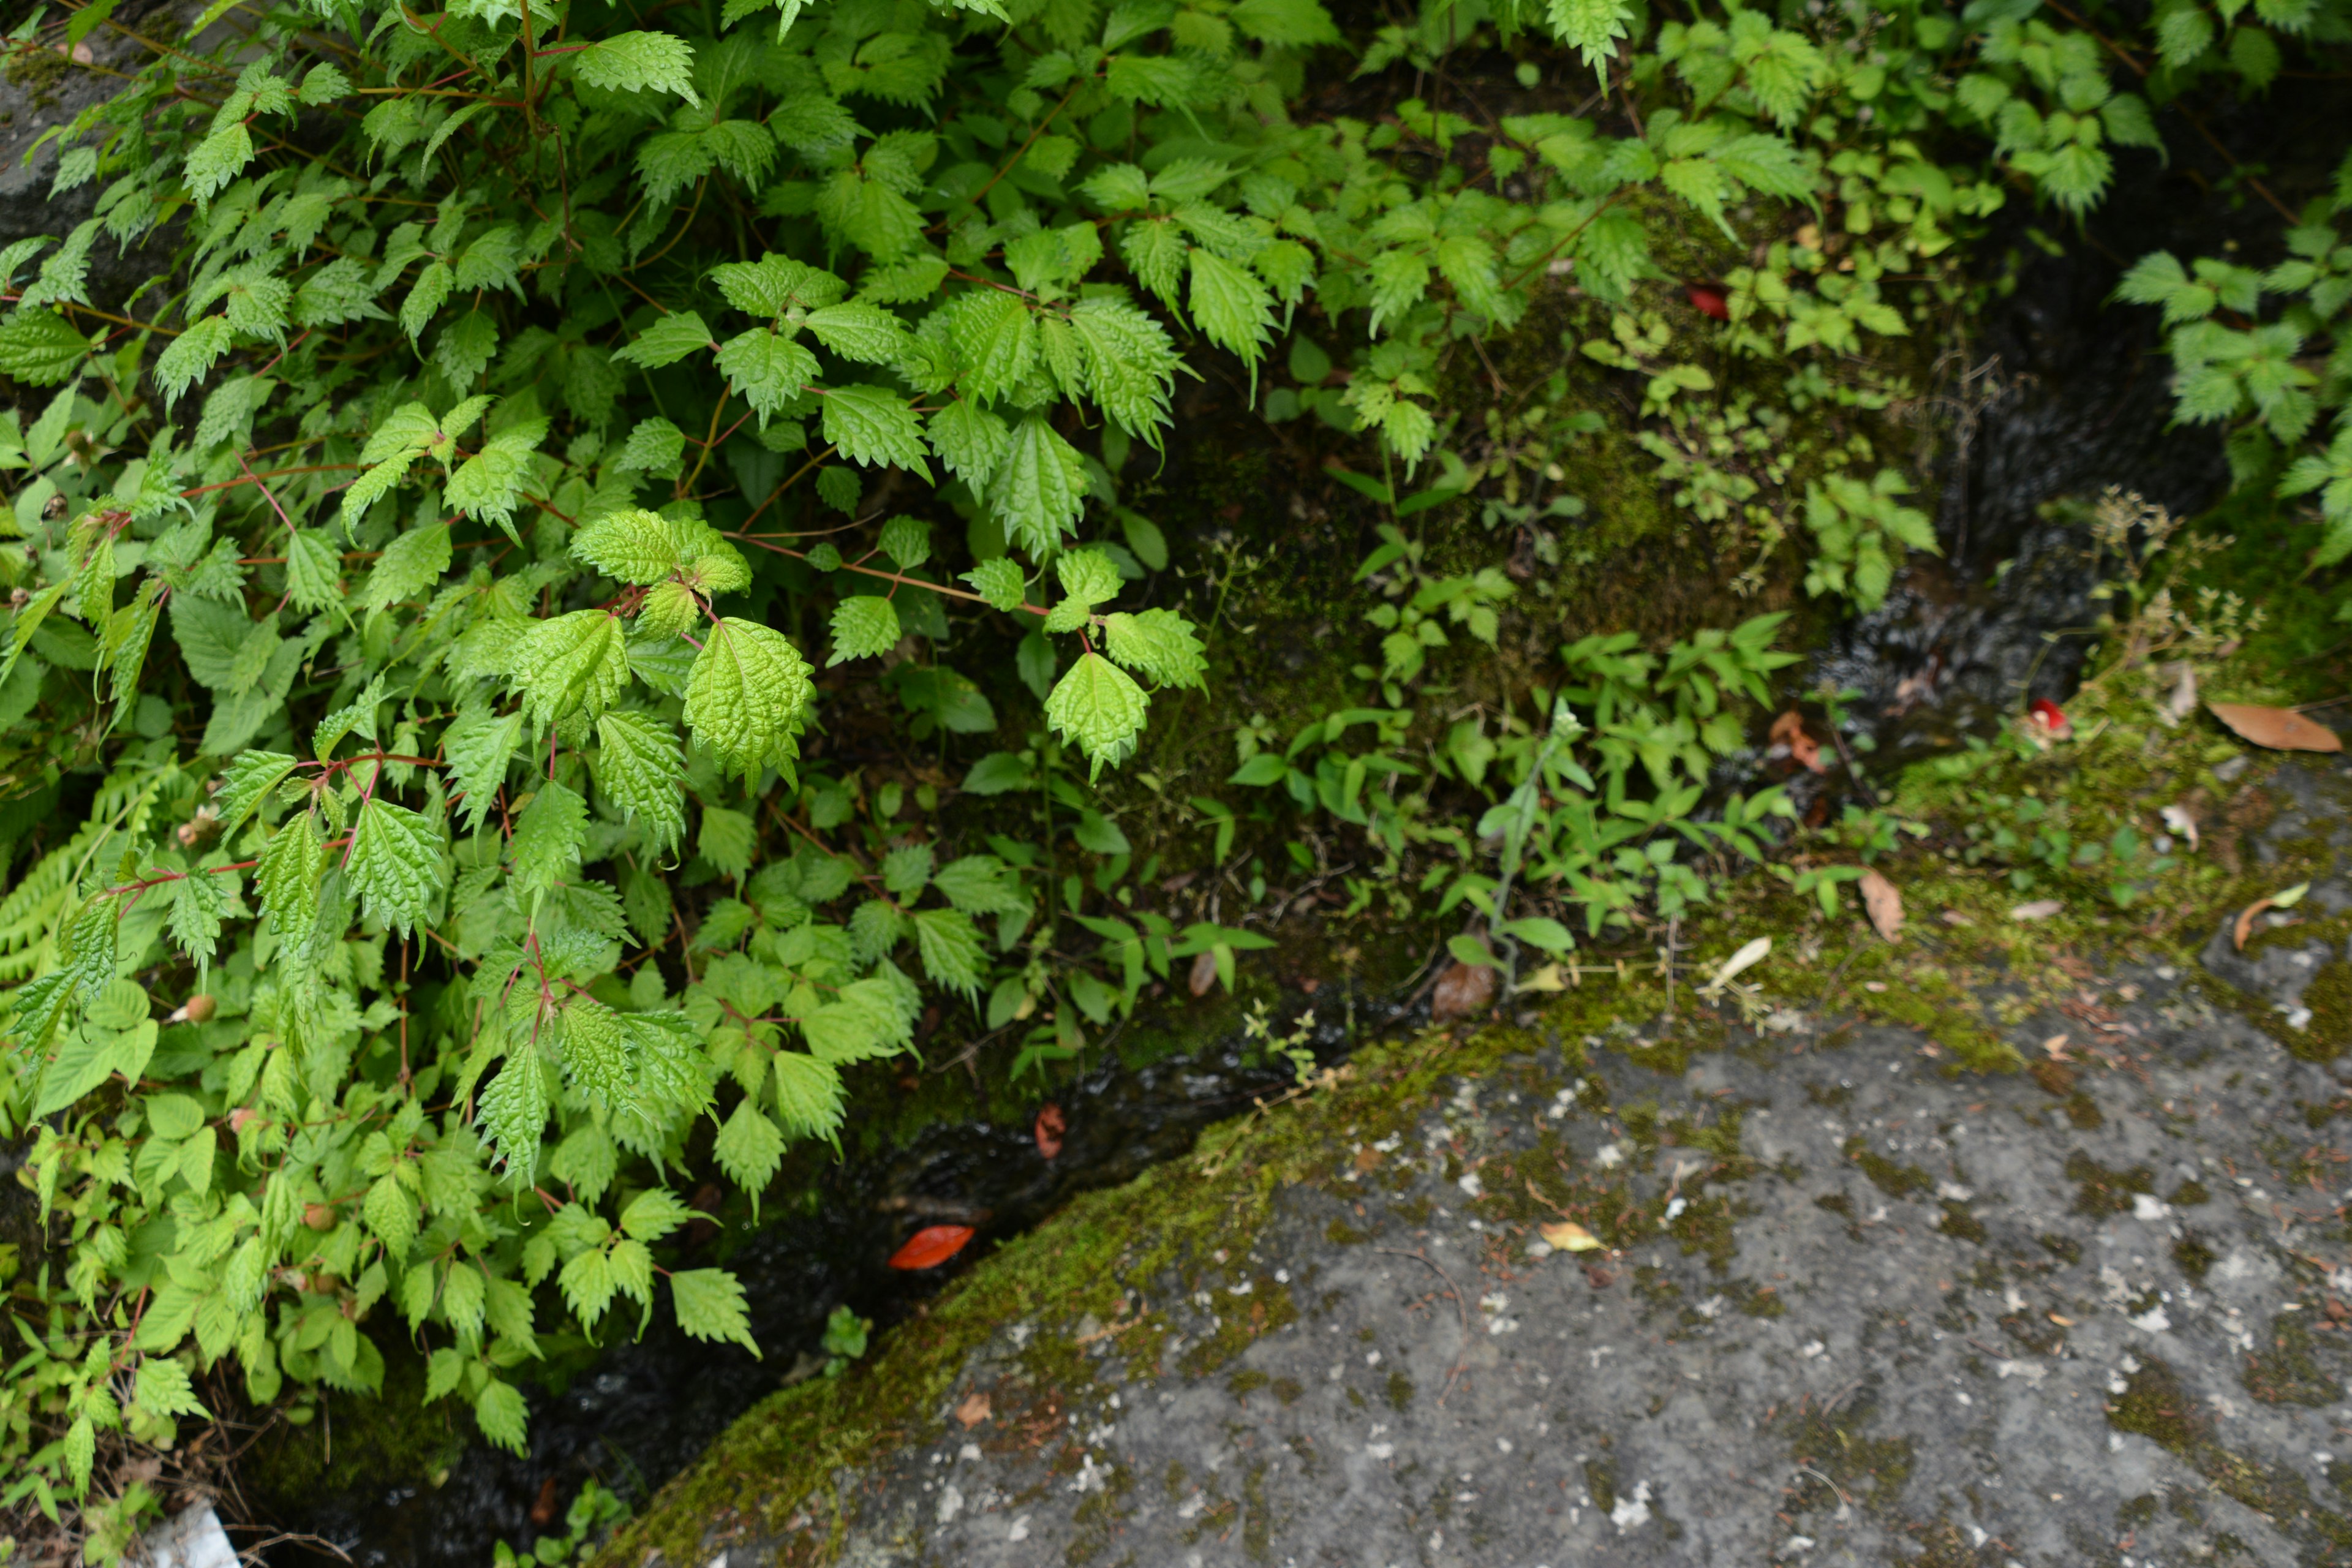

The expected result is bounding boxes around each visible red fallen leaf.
[2028,698,2071,740]
[888,1224,975,1270]
[1685,281,1730,321]
[1035,1103,1066,1160]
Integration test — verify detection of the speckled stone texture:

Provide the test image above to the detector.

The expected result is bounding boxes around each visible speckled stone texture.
[679,910,2351,1567]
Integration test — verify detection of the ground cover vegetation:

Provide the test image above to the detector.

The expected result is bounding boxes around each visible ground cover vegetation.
[0,0,2345,1550]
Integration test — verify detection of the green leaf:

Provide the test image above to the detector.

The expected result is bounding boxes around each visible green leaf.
[988,415,1089,558]
[1187,248,1274,366]
[927,401,1009,487]
[877,515,932,570]
[444,707,522,835]
[212,749,299,842]
[474,1378,528,1454]
[614,310,715,369]
[0,309,92,387]
[511,778,586,897]
[804,301,909,363]
[134,1357,210,1420]
[820,385,929,473]
[476,1049,549,1183]
[515,611,632,728]
[347,797,443,935]
[256,810,325,938]
[684,617,815,780]
[359,522,453,613]
[963,557,1027,611]
[911,906,985,994]
[828,595,900,664]
[1044,650,1150,779]
[574,31,701,105]
[771,1050,845,1140]
[557,996,628,1101]
[712,1095,783,1196]
[593,711,687,854]
[573,507,688,585]
[1102,608,1207,688]
[715,328,819,421]
[1547,0,1635,77]
[670,1268,760,1355]
[1228,752,1287,786]
[153,315,231,407]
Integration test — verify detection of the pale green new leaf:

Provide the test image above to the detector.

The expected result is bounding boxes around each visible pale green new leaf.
[670,1267,760,1355]
[684,617,815,778]
[1044,650,1150,778]
[514,611,631,727]
[573,508,687,585]
[1102,608,1207,689]
[962,557,1027,611]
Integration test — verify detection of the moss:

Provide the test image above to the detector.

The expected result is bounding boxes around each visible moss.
[2064,1151,2155,1216]
[2173,1231,2217,1282]
[1227,1368,1269,1401]
[1384,1370,1414,1411]
[1843,1137,1931,1199]
[1776,1401,1915,1515]
[1936,1202,1986,1244]
[592,1001,1621,1568]
[2242,1314,2345,1406]
[243,1340,465,1508]
[2293,959,2352,1063]
[2169,1179,2211,1206]
[2108,1357,2203,1455]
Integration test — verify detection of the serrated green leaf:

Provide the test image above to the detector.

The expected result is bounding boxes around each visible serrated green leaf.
[514,611,631,728]
[1102,608,1207,688]
[963,557,1027,611]
[592,710,686,854]
[511,778,586,897]
[910,905,985,994]
[444,707,522,835]
[988,415,1088,557]
[670,1267,760,1355]
[573,507,687,586]
[684,616,814,780]
[614,310,715,369]
[1044,650,1149,779]
[575,31,701,104]
[712,1095,783,1197]
[820,385,929,473]
[827,595,900,664]
[347,796,443,935]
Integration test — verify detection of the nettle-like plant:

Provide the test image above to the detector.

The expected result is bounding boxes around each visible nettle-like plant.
[0,0,2337,1540]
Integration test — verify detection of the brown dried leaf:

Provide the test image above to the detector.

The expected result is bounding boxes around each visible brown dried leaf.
[1034,1103,1066,1161]
[1186,949,1218,997]
[1430,961,1496,1021]
[2207,701,2343,754]
[955,1392,991,1428]
[1770,709,1826,774]
[1858,869,1903,942]
[2232,898,2274,952]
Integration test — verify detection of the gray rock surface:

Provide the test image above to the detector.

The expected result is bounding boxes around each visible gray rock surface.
[701,1023,2348,1561]
[666,774,2352,1568]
